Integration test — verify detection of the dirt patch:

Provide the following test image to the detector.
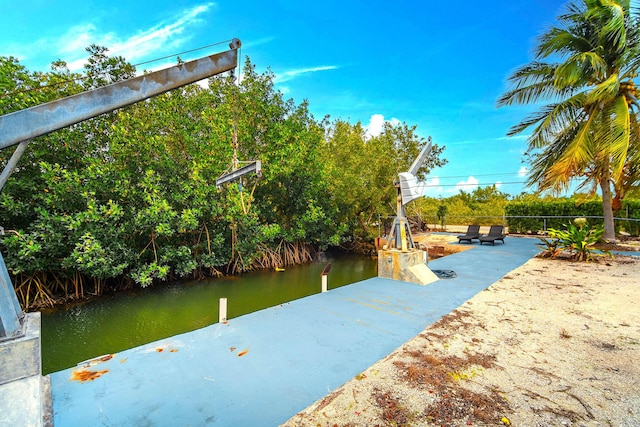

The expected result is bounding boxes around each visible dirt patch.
[594,235,640,252]
[414,233,472,258]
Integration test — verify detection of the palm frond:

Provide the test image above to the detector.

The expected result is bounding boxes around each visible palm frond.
[497,63,567,107]
[536,27,593,59]
[588,0,627,52]
[620,110,640,192]
[505,104,557,137]
[598,96,631,179]
[585,73,620,104]
[549,114,596,175]
[562,1,587,19]
[526,124,578,189]
[554,53,604,86]
[506,61,557,87]
[528,112,599,193]
[562,52,608,85]
[496,80,561,107]
[527,92,587,148]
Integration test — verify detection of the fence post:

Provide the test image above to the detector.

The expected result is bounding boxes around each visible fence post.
[543,218,547,235]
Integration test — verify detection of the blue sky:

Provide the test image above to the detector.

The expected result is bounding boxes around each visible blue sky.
[1,0,572,197]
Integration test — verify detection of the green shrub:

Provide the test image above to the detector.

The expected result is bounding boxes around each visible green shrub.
[506,200,604,233]
[537,218,610,261]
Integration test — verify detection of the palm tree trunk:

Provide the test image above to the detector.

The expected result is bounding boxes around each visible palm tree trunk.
[599,168,616,242]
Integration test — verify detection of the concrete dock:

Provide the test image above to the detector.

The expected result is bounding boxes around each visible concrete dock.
[49,235,541,426]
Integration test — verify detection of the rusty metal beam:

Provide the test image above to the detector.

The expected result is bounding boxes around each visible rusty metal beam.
[0,39,240,150]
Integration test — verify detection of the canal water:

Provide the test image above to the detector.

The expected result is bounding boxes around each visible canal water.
[41,253,377,375]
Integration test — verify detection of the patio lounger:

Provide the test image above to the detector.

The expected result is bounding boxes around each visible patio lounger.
[479,225,506,245]
[457,224,481,243]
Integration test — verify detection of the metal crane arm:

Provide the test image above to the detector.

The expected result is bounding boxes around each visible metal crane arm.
[385,136,434,251]
[0,38,241,339]
[0,39,241,150]
[407,137,432,176]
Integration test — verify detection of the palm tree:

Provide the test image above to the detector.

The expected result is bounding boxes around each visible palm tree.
[497,0,640,241]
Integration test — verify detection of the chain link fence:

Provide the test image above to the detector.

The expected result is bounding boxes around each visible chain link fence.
[418,215,640,236]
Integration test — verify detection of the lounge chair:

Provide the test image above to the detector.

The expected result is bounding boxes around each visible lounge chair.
[479,225,506,245]
[457,225,481,243]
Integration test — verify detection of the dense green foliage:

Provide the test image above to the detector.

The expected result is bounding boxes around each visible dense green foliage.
[505,198,640,234]
[0,51,445,309]
[321,120,446,246]
[412,187,640,236]
[410,185,510,228]
[506,199,604,233]
[497,0,640,241]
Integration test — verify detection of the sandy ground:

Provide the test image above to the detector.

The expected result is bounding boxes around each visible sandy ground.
[282,238,640,427]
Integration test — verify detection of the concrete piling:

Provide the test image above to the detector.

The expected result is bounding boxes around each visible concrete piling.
[219,298,227,323]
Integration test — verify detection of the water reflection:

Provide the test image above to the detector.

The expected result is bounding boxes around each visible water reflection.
[41,253,376,374]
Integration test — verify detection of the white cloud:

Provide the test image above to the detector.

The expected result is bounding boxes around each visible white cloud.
[110,4,213,62]
[422,176,444,198]
[275,65,338,84]
[495,181,502,189]
[455,176,479,192]
[517,166,528,177]
[242,36,276,49]
[364,114,401,139]
[365,114,385,138]
[58,24,101,55]
[16,3,215,71]
[496,134,531,141]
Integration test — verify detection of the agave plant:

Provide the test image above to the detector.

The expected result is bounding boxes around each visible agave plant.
[542,218,610,261]
[535,237,561,258]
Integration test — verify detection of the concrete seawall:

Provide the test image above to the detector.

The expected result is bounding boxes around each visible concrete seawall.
[49,235,540,426]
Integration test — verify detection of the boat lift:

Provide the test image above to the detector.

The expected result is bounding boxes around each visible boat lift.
[0,38,241,340]
[378,137,439,285]
[384,136,432,251]
[215,66,262,189]
[0,39,242,425]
